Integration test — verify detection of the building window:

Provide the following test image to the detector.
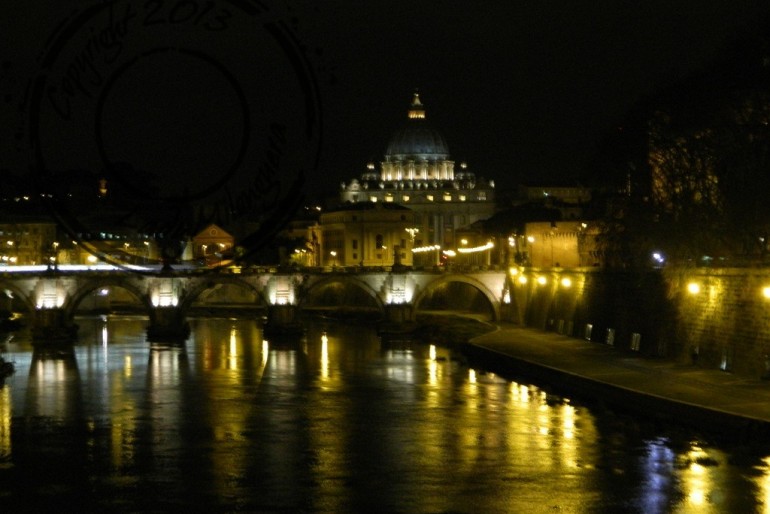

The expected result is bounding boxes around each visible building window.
[352,239,358,249]
[478,192,487,200]
[385,194,394,202]
[443,193,452,201]
[353,253,358,260]
[402,195,410,202]
[427,194,434,202]
[376,234,384,249]
[459,194,466,201]
[370,196,378,202]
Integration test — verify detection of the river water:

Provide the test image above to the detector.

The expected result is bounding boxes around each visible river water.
[0,316,769,513]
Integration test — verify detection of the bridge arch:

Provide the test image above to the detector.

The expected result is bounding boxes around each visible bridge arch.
[413,274,500,321]
[0,279,36,314]
[64,277,153,318]
[299,276,385,317]
[179,275,269,315]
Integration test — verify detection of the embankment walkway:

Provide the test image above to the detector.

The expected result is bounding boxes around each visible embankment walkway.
[466,325,770,437]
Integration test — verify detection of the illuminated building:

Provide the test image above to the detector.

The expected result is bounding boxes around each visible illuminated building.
[192,224,234,267]
[340,92,496,249]
[319,203,416,267]
[0,219,57,265]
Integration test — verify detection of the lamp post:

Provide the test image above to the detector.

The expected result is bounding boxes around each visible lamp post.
[51,241,59,269]
[330,250,337,268]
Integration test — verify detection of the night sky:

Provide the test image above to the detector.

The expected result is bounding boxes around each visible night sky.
[3,1,770,203]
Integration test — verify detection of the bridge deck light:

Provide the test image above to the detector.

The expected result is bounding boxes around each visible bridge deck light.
[561,277,572,288]
[536,276,547,285]
[687,282,701,295]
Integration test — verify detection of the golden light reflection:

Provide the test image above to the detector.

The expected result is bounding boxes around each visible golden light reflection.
[262,339,269,368]
[427,345,439,385]
[759,456,770,509]
[428,359,438,385]
[228,326,238,370]
[321,332,329,381]
[562,404,575,440]
[680,443,713,508]
[0,386,10,460]
[124,355,132,378]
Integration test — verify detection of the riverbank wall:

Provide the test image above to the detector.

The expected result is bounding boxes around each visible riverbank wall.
[502,267,770,380]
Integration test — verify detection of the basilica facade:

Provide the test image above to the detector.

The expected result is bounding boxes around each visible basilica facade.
[339,92,496,251]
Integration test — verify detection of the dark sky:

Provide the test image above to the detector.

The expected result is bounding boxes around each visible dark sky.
[3,0,770,204]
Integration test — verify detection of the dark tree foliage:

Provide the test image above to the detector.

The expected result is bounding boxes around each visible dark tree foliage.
[594,26,770,267]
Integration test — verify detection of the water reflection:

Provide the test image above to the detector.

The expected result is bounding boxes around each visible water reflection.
[0,317,768,511]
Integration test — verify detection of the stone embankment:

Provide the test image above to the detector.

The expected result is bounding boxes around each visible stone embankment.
[463,324,770,441]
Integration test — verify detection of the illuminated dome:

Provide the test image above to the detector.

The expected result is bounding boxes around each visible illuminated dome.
[385,93,449,161]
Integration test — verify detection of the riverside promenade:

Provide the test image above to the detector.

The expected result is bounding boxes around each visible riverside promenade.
[465,324,770,439]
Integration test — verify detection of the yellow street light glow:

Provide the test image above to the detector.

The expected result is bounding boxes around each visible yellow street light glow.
[412,245,441,253]
[687,282,701,295]
[537,276,547,285]
[561,277,572,288]
[509,267,518,276]
[457,242,494,254]
[763,286,770,299]
[518,276,528,284]
[527,236,535,243]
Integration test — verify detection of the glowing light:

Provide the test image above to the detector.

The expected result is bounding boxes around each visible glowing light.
[321,332,329,380]
[763,286,770,299]
[429,345,437,360]
[503,291,511,304]
[561,277,572,288]
[457,242,494,254]
[412,245,441,253]
[509,267,518,276]
[527,236,535,243]
[518,275,528,284]
[537,276,547,285]
[687,282,701,295]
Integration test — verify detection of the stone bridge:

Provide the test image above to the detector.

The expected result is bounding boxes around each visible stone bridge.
[0,267,509,342]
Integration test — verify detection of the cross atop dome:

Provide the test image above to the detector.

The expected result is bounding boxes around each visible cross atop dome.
[408,91,425,119]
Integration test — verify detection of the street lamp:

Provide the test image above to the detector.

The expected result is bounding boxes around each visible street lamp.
[330,250,337,267]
